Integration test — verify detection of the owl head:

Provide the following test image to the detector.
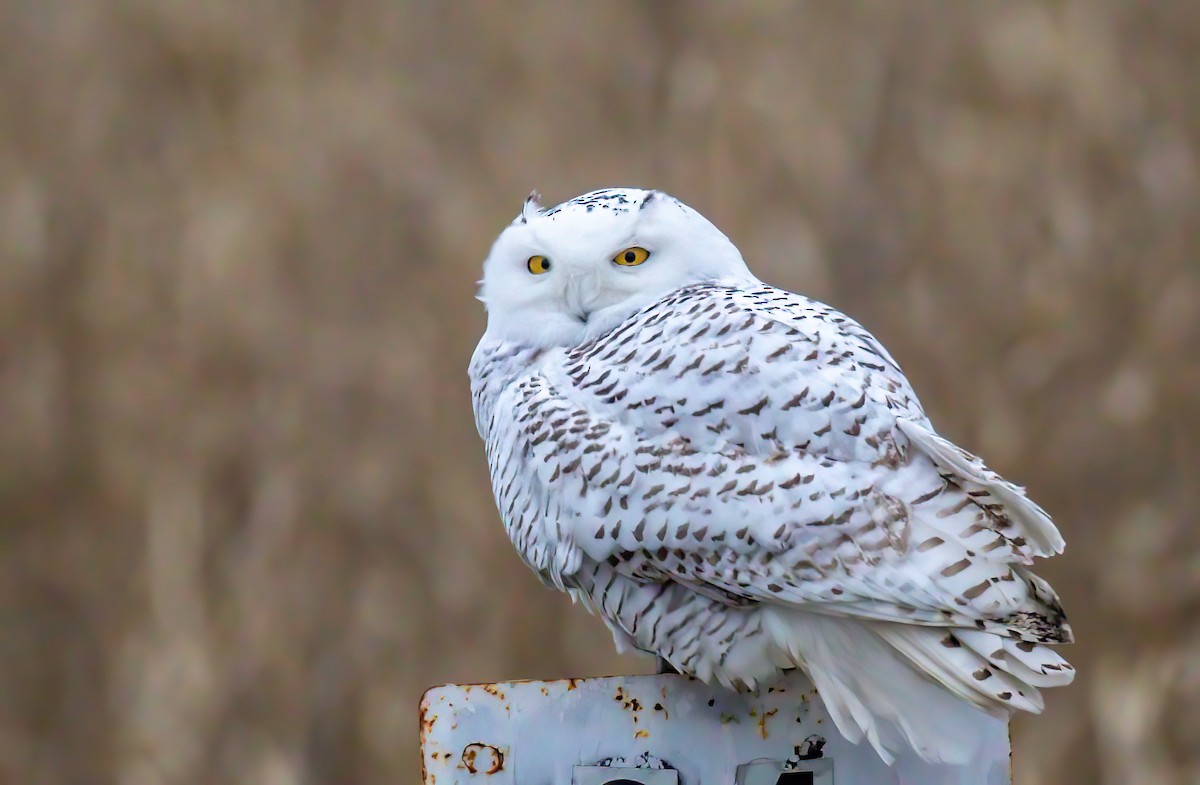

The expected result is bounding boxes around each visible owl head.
[476,188,754,346]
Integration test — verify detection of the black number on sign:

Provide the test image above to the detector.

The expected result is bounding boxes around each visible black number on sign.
[775,773,814,785]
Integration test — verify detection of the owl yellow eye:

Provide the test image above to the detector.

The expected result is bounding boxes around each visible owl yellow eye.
[527,255,552,275]
[614,246,650,266]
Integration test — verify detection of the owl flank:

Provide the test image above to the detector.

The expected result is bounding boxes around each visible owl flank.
[469,188,1074,765]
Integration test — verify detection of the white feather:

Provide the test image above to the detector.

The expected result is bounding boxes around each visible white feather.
[762,610,995,765]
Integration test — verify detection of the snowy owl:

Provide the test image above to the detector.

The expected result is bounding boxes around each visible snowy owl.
[469,188,1074,764]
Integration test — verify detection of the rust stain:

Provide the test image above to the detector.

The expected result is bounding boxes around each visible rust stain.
[419,692,436,785]
[540,686,550,696]
[756,708,779,739]
[613,686,644,714]
[482,684,506,701]
[634,728,650,739]
[566,678,579,690]
[462,743,505,775]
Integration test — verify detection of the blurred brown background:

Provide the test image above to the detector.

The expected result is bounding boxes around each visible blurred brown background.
[0,2,1196,784]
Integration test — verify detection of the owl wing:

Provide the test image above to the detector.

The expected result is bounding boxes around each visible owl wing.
[501,281,1068,641]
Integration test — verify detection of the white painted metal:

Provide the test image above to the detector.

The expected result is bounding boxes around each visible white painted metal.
[420,671,1011,785]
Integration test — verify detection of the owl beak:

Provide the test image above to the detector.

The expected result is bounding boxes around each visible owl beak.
[563,270,601,324]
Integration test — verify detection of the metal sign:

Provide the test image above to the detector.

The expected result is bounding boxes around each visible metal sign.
[420,670,1011,785]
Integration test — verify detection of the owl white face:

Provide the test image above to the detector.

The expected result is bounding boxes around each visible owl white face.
[477,188,754,346]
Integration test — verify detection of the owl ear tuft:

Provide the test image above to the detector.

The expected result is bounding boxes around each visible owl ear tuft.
[515,190,544,225]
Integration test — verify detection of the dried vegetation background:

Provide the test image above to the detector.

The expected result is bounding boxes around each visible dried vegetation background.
[0,2,1197,784]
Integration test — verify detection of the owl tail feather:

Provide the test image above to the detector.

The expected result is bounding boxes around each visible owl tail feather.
[763,610,1013,765]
